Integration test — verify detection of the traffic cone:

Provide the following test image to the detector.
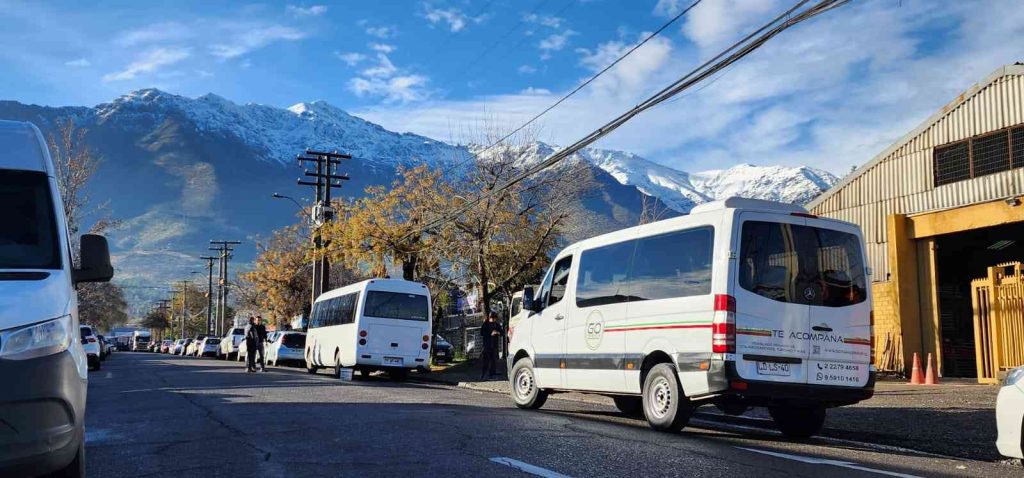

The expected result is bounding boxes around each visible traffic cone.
[925,353,939,385]
[909,352,924,384]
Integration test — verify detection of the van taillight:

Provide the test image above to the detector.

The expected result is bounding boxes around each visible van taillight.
[712,294,736,354]
[88,337,96,343]
[359,330,367,337]
[869,310,876,366]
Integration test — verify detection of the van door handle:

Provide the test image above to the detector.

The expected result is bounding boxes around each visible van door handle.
[554,314,565,321]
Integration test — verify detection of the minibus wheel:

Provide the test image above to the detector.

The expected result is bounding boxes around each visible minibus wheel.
[642,363,692,432]
[306,356,318,375]
[511,358,548,409]
[768,405,826,438]
[612,396,643,417]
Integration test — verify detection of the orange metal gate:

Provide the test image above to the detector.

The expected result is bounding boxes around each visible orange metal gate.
[972,262,1024,384]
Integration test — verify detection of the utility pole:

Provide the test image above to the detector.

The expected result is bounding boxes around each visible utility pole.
[156,299,171,339]
[174,280,190,339]
[296,149,350,307]
[199,256,217,335]
[209,240,241,336]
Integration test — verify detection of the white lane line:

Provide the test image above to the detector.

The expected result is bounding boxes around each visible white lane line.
[490,457,573,478]
[736,447,923,478]
[105,372,113,379]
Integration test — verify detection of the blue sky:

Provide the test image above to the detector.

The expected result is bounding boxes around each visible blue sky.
[1,0,1023,174]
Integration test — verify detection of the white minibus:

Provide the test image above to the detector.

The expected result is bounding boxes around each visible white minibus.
[0,120,114,476]
[507,197,873,438]
[305,279,432,380]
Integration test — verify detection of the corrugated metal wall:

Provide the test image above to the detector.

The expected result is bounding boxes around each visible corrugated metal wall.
[810,71,1024,281]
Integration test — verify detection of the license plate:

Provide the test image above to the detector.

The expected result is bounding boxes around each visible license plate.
[383,356,403,366]
[756,361,791,377]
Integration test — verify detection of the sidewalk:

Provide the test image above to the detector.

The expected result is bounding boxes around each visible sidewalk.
[415,363,1002,462]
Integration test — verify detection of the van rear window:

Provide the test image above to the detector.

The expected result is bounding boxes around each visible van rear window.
[0,170,60,269]
[739,221,867,307]
[363,291,428,321]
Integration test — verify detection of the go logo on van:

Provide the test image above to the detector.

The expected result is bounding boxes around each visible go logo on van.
[585,312,604,350]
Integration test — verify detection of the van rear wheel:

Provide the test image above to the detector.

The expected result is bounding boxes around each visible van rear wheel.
[612,396,643,417]
[511,358,548,409]
[642,363,692,432]
[769,405,826,438]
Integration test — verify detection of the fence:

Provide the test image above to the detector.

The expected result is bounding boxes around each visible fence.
[971,262,1024,383]
[438,312,484,361]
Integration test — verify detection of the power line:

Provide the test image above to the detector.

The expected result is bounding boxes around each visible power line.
[410,0,847,239]
[455,0,553,77]
[443,0,703,174]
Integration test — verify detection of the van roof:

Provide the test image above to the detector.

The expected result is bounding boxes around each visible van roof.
[0,120,54,175]
[567,197,810,252]
[316,278,429,301]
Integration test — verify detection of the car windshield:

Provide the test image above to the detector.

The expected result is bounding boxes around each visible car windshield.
[232,328,244,335]
[0,170,61,269]
[282,334,305,347]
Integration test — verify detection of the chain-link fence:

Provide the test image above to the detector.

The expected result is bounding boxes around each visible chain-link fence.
[437,312,484,361]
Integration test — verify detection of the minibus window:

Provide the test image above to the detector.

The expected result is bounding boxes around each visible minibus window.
[630,227,713,301]
[0,170,61,269]
[548,256,573,306]
[739,221,866,307]
[364,291,429,321]
[576,240,635,307]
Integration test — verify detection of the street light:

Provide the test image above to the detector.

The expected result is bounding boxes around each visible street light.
[272,192,305,212]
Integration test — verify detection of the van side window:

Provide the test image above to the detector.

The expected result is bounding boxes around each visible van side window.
[631,227,713,300]
[548,256,573,306]
[576,240,635,307]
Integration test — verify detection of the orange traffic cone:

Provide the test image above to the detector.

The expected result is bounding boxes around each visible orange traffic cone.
[925,353,939,385]
[909,352,924,384]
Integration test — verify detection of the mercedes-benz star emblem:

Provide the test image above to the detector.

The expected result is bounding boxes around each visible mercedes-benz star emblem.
[803,287,816,301]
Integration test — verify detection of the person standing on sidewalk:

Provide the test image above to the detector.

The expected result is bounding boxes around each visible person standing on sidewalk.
[243,316,258,373]
[480,311,504,380]
[254,316,268,372]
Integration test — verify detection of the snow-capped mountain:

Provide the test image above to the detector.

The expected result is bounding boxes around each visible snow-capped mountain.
[0,89,838,314]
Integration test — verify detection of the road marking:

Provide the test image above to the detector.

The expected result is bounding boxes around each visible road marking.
[105,372,113,378]
[490,457,572,478]
[736,447,922,478]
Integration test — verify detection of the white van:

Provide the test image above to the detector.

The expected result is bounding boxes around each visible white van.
[305,279,432,380]
[507,198,873,438]
[0,120,113,476]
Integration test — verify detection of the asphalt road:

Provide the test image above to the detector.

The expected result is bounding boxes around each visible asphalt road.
[83,353,1019,478]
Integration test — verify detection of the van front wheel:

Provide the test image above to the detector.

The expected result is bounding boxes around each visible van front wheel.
[769,405,826,438]
[511,358,548,409]
[642,363,692,432]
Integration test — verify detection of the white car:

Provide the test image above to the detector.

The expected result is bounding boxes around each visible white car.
[219,327,246,360]
[197,337,221,357]
[267,332,306,366]
[80,325,102,371]
[997,367,1024,459]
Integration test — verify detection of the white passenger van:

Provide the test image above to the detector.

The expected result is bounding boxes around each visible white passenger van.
[0,120,114,476]
[305,279,432,380]
[507,198,873,438]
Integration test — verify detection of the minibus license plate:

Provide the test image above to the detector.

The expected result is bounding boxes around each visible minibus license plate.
[384,356,403,366]
[756,362,791,377]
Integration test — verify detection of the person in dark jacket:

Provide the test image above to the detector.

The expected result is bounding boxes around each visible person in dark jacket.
[244,316,258,372]
[480,311,504,379]
[254,316,268,372]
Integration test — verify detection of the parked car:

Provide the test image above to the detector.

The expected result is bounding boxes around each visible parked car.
[266,332,306,366]
[159,340,173,353]
[104,337,118,355]
[219,327,246,360]
[80,325,102,371]
[0,120,114,477]
[197,337,221,357]
[180,338,194,356]
[185,338,199,357]
[997,366,1024,460]
[432,334,453,363]
[96,334,110,360]
[171,339,186,355]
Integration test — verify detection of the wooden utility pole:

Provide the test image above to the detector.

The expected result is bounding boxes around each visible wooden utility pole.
[199,256,217,335]
[209,240,241,336]
[296,150,350,306]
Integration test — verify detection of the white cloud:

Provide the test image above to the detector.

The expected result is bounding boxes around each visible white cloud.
[520,87,552,95]
[209,25,306,58]
[115,22,191,47]
[336,52,366,66]
[681,0,780,51]
[286,5,328,17]
[538,30,577,60]
[365,25,394,39]
[523,13,563,29]
[423,6,469,32]
[576,33,672,97]
[349,74,429,103]
[369,43,395,54]
[518,64,537,74]
[362,53,398,78]
[65,58,91,67]
[103,47,190,81]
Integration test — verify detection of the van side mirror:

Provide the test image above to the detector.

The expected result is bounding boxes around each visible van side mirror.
[523,287,537,313]
[73,234,114,283]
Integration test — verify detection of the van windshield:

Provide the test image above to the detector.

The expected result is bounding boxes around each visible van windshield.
[739,221,867,307]
[363,291,429,321]
[0,170,61,269]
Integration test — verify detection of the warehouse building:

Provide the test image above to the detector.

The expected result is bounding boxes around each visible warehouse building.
[807,63,1024,380]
